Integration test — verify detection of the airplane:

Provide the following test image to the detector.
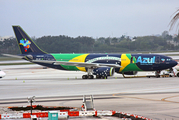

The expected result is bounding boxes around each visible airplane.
[0,70,6,78]
[3,25,178,79]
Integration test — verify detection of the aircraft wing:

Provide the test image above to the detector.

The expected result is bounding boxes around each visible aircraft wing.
[31,60,121,68]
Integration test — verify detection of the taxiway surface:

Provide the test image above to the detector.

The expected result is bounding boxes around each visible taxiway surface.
[0,65,179,120]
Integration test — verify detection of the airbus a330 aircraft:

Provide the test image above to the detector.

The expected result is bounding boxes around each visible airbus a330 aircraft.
[3,26,178,79]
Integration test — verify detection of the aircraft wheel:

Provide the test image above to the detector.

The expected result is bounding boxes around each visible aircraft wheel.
[156,75,160,78]
[101,76,107,79]
[96,75,101,79]
[177,73,179,77]
[82,75,88,79]
[88,75,94,79]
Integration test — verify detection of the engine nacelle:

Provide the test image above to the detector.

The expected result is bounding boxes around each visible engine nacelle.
[93,67,115,76]
[121,71,138,75]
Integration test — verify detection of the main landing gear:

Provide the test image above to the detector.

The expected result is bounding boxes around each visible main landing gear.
[82,68,94,79]
[82,68,108,79]
[96,75,107,79]
[82,75,108,79]
[82,75,94,79]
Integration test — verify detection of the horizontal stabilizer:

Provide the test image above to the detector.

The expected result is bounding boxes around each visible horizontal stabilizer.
[2,54,25,59]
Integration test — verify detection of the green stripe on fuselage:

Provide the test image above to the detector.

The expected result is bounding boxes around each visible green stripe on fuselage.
[121,63,142,72]
[51,53,84,70]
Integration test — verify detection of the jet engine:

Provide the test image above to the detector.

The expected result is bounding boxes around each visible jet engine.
[93,67,115,77]
[122,71,138,75]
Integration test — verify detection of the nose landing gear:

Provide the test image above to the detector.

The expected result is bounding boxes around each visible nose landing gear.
[155,70,161,78]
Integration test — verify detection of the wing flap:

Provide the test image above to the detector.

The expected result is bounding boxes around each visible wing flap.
[32,60,121,68]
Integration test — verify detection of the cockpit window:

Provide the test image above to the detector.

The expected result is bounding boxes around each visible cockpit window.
[161,58,173,62]
[167,59,171,61]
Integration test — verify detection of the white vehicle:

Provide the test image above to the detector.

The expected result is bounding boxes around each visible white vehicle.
[146,67,179,78]
[0,70,6,78]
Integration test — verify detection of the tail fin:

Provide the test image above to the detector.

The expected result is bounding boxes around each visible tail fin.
[12,25,47,54]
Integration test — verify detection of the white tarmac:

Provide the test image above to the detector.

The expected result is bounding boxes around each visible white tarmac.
[0,64,179,120]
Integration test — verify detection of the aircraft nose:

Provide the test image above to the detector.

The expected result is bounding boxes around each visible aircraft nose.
[172,60,178,67]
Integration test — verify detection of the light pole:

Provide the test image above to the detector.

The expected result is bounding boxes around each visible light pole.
[27,96,35,115]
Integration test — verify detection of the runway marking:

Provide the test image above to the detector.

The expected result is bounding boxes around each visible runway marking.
[161,95,179,103]
[113,93,179,104]
[113,94,162,102]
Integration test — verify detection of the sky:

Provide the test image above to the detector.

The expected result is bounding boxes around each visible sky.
[0,0,179,38]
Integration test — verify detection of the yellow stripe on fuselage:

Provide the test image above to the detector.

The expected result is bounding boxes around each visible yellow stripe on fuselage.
[120,54,131,72]
[69,54,89,72]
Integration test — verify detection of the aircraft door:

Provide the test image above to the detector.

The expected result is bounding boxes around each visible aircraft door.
[44,55,47,60]
[155,56,160,64]
[130,56,136,64]
[130,56,133,63]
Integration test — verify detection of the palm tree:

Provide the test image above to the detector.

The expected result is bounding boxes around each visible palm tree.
[169,9,179,31]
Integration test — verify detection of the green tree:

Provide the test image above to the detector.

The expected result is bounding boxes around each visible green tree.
[111,37,118,43]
